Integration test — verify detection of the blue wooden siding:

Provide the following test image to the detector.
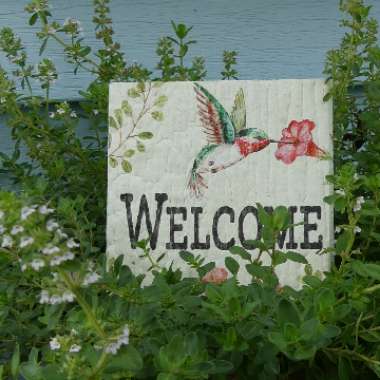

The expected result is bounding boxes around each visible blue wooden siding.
[1,0,380,99]
[0,0,379,186]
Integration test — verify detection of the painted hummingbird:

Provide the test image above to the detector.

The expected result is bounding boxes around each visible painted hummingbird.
[188,83,271,197]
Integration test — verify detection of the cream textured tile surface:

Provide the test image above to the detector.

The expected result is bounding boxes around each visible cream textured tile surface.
[107,80,333,288]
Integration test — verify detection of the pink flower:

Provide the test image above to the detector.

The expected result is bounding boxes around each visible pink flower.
[275,119,325,164]
[202,267,228,284]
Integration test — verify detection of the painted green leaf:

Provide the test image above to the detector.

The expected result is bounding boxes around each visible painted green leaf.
[124,149,135,158]
[138,132,153,140]
[151,111,164,121]
[121,100,132,115]
[122,160,132,173]
[109,116,119,129]
[114,109,123,126]
[154,95,168,107]
[137,82,145,93]
[137,142,145,152]
[128,88,140,98]
[109,156,118,168]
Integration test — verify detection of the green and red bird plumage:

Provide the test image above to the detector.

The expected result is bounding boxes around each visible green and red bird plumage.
[188,83,270,197]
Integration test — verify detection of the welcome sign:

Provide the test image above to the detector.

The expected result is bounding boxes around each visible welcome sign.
[107,80,333,287]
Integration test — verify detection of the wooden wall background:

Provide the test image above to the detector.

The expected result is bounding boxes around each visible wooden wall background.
[0,0,379,183]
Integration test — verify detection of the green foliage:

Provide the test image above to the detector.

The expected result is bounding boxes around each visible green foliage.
[0,0,380,379]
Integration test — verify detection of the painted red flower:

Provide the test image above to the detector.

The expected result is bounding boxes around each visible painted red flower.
[275,119,325,164]
[202,267,228,284]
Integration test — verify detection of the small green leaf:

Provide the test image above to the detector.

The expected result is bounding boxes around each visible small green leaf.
[122,160,132,173]
[278,299,300,326]
[225,257,239,275]
[124,149,135,158]
[229,245,251,261]
[138,132,153,140]
[114,109,123,126]
[151,111,164,121]
[11,343,20,379]
[29,13,38,25]
[137,142,145,152]
[121,100,132,115]
[109,116,119,129]
[128,88,140,98]
[109,156,118,168]
[285,251,308,264]
[154,95,168,107]
[179,250,194,262]
[352,261,380,281]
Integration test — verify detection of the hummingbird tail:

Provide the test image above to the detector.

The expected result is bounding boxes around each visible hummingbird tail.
[188,167,208,198]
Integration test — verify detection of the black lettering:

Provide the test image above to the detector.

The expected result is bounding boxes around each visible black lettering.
[190,207,210,249]
[120,193,168,249]
[166,207,188,249]
[212,206,235,250]
[238,206,260,249]
[300,206,323,249]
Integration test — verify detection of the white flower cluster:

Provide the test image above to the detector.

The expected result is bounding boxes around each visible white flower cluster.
[40,290,75,305]
[353,196,365,212]
[354,226,361,234]
[49,336,81,353]
[82,271,101,286]
[105,325,130,355]
[336,189,345,196]
[63,18,83,34]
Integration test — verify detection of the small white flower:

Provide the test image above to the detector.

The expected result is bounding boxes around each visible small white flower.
[354,226,361,234]
[0,97,6,104]
[105,325,130,354]
[42,245,60,255]
[2,235,13,248]
[20,236,34,248]
[56,108,65,115]
[49,337,61,351]
[353,173,359,181]
[69,344,81,353]
[63,251,75,261]
[11,225,24,235]
[56,229,68,239]
[335,226,341,234]
[70,111,77,118]
[353,196,365,212]
[21,263,28,272]
[49,112,56,119]
[0,225,5,234]
[30,259,45,271]
[105,342,119,355]
[0,210,4,219]
[21,206,36,221]
[83,271,101,286]
[50,295,63,305]
[62,291,75,303]
[67,238,80,249]
[47,26,57,35]
[93,109,99,115]
[39,290,51,304]
[39,204,54,215]
[46,219,59,231]
[336,189,345,196]
[50,256,63,266]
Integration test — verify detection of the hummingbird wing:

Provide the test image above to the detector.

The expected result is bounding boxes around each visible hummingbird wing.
[194,83,236,145]
[230,88,246,133]
[237,128,269,140]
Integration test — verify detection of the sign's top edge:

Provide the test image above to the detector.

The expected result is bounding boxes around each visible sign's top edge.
[109,78,326,86]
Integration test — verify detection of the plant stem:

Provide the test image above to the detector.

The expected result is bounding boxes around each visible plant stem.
[58,269,106,339]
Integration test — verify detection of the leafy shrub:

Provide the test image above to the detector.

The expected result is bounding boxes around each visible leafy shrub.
[0,0,379,379]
